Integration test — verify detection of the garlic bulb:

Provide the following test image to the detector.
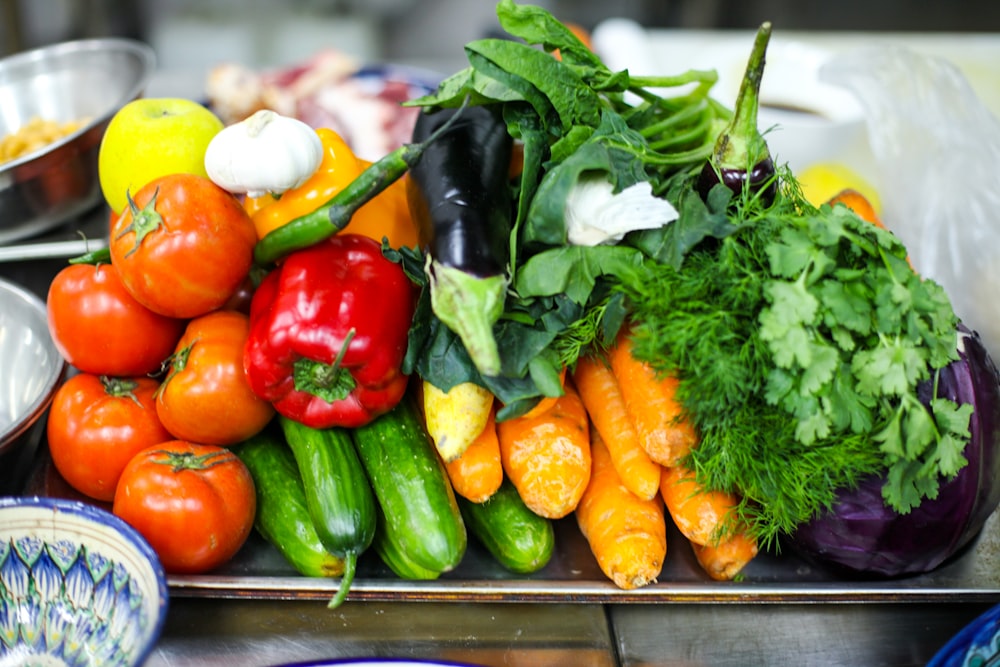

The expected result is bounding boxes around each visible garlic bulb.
[564,175,679,246]
[204,109,323,198]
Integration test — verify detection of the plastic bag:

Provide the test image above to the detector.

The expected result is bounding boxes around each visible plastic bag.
[820,47,1000,359]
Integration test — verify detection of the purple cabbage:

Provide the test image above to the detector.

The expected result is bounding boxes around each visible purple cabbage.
[790,326,1000,577]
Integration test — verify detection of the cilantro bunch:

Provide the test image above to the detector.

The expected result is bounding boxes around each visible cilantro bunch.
[623,183,972,546]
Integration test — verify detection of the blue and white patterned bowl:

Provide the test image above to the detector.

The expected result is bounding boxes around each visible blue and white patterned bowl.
[927,603,1000,667]
[0,496,168,666]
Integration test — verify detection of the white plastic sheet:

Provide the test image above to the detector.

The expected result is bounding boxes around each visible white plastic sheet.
[821,47,1000,359]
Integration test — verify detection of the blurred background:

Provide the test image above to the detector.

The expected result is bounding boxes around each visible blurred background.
[4,0,1000,73]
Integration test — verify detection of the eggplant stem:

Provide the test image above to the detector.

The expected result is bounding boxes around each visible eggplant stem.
[714,22,772,170]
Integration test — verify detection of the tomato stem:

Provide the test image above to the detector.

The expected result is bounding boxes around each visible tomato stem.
[99,375,143,406]
[153,449,238,473]
[156,342,194,398]
[117,187,166,258]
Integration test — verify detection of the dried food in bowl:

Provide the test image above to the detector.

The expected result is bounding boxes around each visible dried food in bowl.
[0,496,169,666]
[0,276,66,458]
[0,37,156,244]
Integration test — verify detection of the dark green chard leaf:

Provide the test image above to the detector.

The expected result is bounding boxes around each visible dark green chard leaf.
[515,245,646,305]
[495,0,603,68]
[466,39,601,130]
[627,178,742,269]
[503,103,547,273]
[522,111,658,248]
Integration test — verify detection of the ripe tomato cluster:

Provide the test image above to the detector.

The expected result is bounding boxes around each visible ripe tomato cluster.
[45,172,269,574]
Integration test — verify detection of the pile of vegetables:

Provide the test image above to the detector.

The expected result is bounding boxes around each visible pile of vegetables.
[37,0,1000,602]
[391,1,999,572]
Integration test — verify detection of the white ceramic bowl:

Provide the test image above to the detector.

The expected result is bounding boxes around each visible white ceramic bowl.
[0,275,65,458]
[0,496,169,666]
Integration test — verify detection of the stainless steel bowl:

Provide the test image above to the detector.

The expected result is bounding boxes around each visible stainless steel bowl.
[0,276,66,457]
[0,38,156,244]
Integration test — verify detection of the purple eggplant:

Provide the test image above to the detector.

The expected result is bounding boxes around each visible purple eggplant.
[791,326,1000,578]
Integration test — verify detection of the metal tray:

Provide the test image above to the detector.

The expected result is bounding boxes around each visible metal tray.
[15,438,1000,606]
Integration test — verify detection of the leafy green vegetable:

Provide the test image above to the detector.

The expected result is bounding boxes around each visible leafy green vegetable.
[402,0,732,411]
[620,186,968,545]
[522,111,663,249]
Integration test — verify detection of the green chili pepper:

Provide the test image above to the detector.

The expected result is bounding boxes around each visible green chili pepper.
[253,99,470,267]
[68,245,112,265]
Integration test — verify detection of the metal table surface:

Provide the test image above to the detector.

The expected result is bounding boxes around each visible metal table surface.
[142,598,993,667]
[147,599,617,666]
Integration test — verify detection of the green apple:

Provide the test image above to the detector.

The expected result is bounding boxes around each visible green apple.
[98,97,225,214]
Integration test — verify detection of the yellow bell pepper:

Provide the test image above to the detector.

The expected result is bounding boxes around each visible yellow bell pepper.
[244,128,419,250]
[348,158,420,250]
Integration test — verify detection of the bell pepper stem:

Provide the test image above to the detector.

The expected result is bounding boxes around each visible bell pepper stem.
[292,329,358,402]
[427,258,507,378]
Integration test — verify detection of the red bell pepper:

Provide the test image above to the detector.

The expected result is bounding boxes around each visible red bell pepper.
[244,234,415,428]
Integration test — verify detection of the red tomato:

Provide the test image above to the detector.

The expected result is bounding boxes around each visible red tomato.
[113,441,256,574]
[46,373,173,502]
[46,262,185,376]
[109,173,258,319]
[156,310,275,445]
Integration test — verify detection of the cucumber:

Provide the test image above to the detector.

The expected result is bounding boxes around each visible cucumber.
[458,479,555,575]
[232,433,346,579]
[373,506,440,580]
[351,396,467,573]
[280,415,376,608]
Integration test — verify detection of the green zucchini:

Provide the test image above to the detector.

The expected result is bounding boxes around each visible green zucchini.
[458,479,555,575]
[232,433,346,579]
[351,396,467,573]
[280,415,376,608]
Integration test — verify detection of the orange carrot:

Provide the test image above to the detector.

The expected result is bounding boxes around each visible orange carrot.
[690,531,758,581]
[576,429,667,590]
[444,405,503,504]
[497,381,591,519]
[827,188,884,229]
[573,354,661,500]
[659,465,742,547]
[609,331,698,467]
